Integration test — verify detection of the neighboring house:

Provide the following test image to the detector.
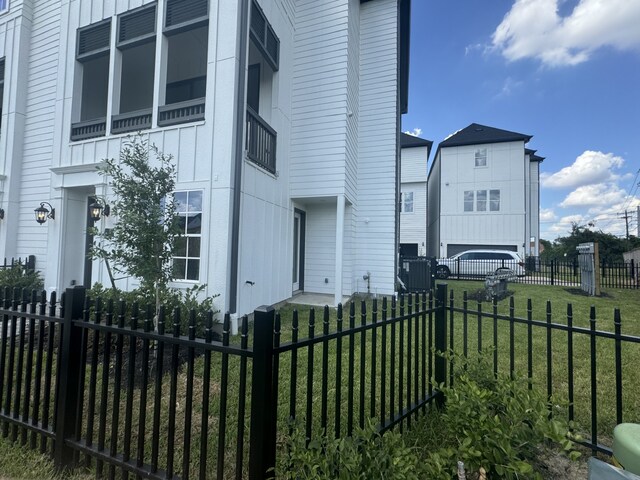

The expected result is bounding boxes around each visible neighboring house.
[399,132,432,257]
[0,0,411,329]
[427,123,543,258]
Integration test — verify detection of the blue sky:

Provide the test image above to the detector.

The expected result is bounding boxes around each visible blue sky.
[401,0,640,241]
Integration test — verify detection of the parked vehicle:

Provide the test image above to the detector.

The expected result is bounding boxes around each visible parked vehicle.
[435,250,525,279]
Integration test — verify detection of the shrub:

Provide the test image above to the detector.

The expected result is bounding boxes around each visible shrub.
[277,420,426,480]
[414,350,580,479]
[88,283,219,335]
[0,262,44,295]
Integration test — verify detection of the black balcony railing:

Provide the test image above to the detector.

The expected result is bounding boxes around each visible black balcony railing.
[70,118,106,141]
[158,98,205,127]
[246,106,276,174]
[111,108,152,134]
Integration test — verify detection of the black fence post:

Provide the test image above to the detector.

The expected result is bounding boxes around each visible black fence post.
[249,305,276,480]
[54,286,86,470]
[434,283,447,406]
[550,260,555,286]
[26,255,36,273]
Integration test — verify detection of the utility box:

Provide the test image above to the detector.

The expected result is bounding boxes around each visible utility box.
[398,257,435,293]
[577,242,601,296]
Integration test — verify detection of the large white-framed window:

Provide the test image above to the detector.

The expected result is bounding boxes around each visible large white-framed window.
[401,191,414,213]
[475,148,487,167]
[173,190,203,281]
[490,189,500,211]
[463,190,474,212]
[0,0,8,14]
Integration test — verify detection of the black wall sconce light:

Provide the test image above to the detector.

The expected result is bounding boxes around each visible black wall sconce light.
[0,208,4,220]
[89,202,110,221]
[35,202,55,224]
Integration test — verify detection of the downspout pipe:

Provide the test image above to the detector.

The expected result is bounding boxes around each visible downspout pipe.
[229,0,250,315]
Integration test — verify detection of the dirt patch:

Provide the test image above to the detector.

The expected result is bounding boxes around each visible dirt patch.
[535,445,591,479]
[464,289,515,303]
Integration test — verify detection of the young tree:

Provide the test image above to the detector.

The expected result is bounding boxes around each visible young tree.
[91,136,181,316]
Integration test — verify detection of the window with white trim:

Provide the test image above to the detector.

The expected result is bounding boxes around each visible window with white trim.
[173,190,202,281]
[463,191,474,212]
[490,189,500,211]
[476,190,487,211]
[401,191,414,213]
[0,0,8,13]
[475,148,487,167]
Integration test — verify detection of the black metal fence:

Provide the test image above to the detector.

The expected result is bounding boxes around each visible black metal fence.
[437,256,638,289]
[0,283,636,477]
[0,256,36,273]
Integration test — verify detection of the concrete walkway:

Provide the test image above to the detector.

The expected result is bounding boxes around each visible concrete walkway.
[287,292,351,308]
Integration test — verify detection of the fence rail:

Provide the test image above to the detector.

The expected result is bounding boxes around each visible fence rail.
[0,283,635,477]
[436,256,638,289]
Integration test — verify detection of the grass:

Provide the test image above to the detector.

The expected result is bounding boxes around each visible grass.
[0,281,638,478]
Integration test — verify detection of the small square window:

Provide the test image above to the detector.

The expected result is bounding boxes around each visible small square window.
[475,148,487,167]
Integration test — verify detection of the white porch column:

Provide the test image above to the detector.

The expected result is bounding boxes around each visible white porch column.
[335,194,345,306]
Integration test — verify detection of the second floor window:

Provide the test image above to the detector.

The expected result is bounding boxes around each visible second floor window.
[476,190,487,211]
[464,191,474,212]
[0,0,8,13]
[490,189,501,211]
[401,192,414,213]
[475,148,487,167]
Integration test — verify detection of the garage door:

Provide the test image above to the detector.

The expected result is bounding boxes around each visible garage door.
[446,244,517,257]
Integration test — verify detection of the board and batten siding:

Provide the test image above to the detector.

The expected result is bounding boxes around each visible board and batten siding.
[438,141,527,257]
[355,0,397,296]
[400,182,426,252]
[289,0,350,199]
[14,0,62,283]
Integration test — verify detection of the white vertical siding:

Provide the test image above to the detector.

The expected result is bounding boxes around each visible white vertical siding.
[400,182,427,253]
[289,0,349,198]
[355,0,397,295]
[437,141,528,257]
[304,202,337,295]
[15,0,61,281]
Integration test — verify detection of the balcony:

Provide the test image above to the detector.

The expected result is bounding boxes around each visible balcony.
[111,109,152,134]
[158,98,205,127]
[70,118,107,141]
[246,106,276,174]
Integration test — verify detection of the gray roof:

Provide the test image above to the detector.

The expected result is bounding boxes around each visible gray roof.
[525,148,545,162]
[440,123,532,148]
[400,132,433,149]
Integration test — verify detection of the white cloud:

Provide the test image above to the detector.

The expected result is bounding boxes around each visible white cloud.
[541,150,624,189]
[559,183,627,207]
[543,214,586,236]
[492,0,640,67]
[540,208,557,222]
[495,76,524,98]
[404,128,422,137]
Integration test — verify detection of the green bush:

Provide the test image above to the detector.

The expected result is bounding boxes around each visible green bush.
[276,420,426,480]
[0,262,44,296]
[88,283,219,335]
[415,350,580,479]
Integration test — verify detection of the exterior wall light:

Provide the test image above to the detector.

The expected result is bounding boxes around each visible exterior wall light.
[0,208,4,220]
[89,202,110,221]
[35,202,55,224]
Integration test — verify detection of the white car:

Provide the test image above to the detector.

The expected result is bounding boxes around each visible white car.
[435,250,525,279]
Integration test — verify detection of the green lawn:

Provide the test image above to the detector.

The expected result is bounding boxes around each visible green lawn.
[0,281,638,478]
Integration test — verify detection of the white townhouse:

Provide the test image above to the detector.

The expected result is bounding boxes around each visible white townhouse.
[427,123,543,259]
[399,132,431,257]
[0,0,411,328]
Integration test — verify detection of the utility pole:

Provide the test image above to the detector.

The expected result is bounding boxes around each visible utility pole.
[619,210,631,240]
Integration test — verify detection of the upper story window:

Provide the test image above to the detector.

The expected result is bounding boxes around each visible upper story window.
[0,0,8,14]
[476,190,487,211]
[70,19,112,141]
[71,0,209,141]
[173,190,203,281]
[475,148,487,167]
[490,189,500,211]
[112,4,157,134]
[159,0,209,127]
[464,191,474,212]
[245,0,279,174]
[401,192,414,213]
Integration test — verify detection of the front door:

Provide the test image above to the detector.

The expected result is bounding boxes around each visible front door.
[292,209,305,292]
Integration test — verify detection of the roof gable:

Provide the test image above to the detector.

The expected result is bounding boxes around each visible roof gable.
[400,132,433,149]
[440,123,532,148]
